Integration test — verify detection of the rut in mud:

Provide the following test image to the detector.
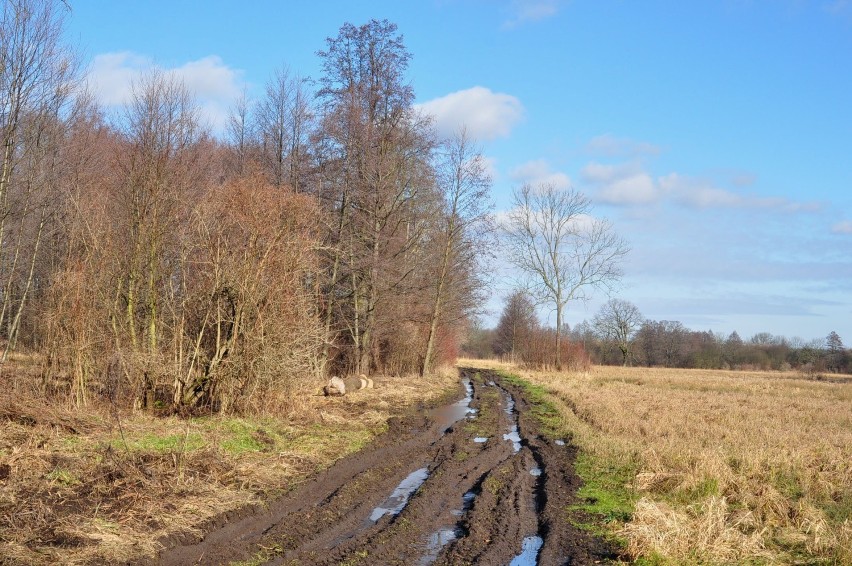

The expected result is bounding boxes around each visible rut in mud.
[151,369,618,565]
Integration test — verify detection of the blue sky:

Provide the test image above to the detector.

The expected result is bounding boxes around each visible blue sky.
[64,0,852,343]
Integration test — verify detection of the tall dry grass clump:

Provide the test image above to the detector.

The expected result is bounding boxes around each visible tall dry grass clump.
[502,363,852,564]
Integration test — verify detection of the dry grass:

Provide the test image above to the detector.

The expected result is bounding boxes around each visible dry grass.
[0,366,459,565]
[461,359,852,564]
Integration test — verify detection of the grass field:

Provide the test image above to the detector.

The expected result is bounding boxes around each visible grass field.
[465,359,852,565]
[0,366,459,565]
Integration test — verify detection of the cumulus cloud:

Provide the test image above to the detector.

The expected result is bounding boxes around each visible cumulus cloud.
[503,0,562,28]
[510,159,571,189]
[585,134,661,158]
[415,86,524,141]
[87,51,244,132]
[832,220,852,234]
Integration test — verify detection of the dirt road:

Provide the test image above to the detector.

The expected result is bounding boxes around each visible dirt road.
[152,369,618,565]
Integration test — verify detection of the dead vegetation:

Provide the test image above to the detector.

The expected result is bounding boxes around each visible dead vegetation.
[467,360,852,564]
[0,365,459,565]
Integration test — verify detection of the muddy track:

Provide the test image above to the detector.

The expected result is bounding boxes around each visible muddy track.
[150,369,618,565]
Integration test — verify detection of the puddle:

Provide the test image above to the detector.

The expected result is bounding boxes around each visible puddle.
[554,439,565,446]
[487,380,496,386]
[418,527,459,565]
[473,437,488,443]
[503,425,521,453]
[369,467,429,522]
[529,467,542,477]
[509,535,544,566]
[501,392,521,452]
[430,377,474,433]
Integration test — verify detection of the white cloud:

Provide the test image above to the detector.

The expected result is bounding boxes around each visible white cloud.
[582,161,661,205]
[510,159,571,189]
[661,173,821,212]
[581,161,820,212]
[503,0,562,28]
[832,220,852,234]
[415,86,524,141]
[87,51,244,133]
[585,134,661,158]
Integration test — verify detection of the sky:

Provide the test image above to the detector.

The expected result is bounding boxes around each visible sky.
[63,0,852,344]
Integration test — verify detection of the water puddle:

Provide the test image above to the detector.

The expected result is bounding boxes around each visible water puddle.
[430,377,474,433]
[503,425,521,453]
[418,527,459,565]
[502,392,521,452]
[369,467,429,522]
[509,535,544,566]
[529,467,542,477]
[554,439,565,446]
[473,437,488,443]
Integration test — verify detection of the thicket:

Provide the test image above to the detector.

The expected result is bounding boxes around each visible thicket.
[1,3,493,413]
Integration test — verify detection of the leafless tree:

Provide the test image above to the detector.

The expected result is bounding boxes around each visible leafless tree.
[592,298,643,366]
[255,66,313,190]
[504,183,628,369]
[493,289,538,362]
[420,129,493,375]
[0,0,76,360]
[317,19,436,375]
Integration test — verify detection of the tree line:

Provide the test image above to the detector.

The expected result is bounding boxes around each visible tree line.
[2,3,495,413]
[465,293,851,375]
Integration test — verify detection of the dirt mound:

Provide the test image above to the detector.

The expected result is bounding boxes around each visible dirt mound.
[152,369,619,565]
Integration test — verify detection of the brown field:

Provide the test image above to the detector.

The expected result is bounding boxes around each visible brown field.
[0,365,459,565]
[465,359,852,564]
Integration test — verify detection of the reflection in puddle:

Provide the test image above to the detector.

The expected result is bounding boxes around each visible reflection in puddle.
[369,467,429,522]
[555,439,565,446]
[473,437,488,443]
[431,377,474,433]
[451,490,477,517]
[418,527,459,565]
[509,535,544,566]
[503,425,521,453]
[529,467,541,477]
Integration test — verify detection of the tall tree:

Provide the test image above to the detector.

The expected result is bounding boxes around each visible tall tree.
[316,19,435,375]
[503,183,628,369]
[420,129,492,376]
[0,0,76,358]
[255,66,313,190]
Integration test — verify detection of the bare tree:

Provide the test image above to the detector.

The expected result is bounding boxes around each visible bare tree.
[317,19,436,375]
[0,0,76,359]
[255,66,312,190]
[504,183,628,369]
[420,129,493,376]
[493,289,538,362]
[592,298,643,366]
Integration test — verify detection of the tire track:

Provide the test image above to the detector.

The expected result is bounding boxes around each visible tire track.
[153,369,619,565]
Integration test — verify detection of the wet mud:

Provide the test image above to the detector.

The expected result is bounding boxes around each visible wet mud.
[151,369,619,565]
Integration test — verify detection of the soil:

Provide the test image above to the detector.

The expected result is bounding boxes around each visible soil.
[149,369,619,565]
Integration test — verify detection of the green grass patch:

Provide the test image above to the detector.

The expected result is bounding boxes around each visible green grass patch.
[572,452,638,525]
[46,467,79,486]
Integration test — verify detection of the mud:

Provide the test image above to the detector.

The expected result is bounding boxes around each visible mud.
[150,369,619,565]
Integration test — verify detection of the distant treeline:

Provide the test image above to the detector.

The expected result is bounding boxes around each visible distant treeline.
[464,292,850,374]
